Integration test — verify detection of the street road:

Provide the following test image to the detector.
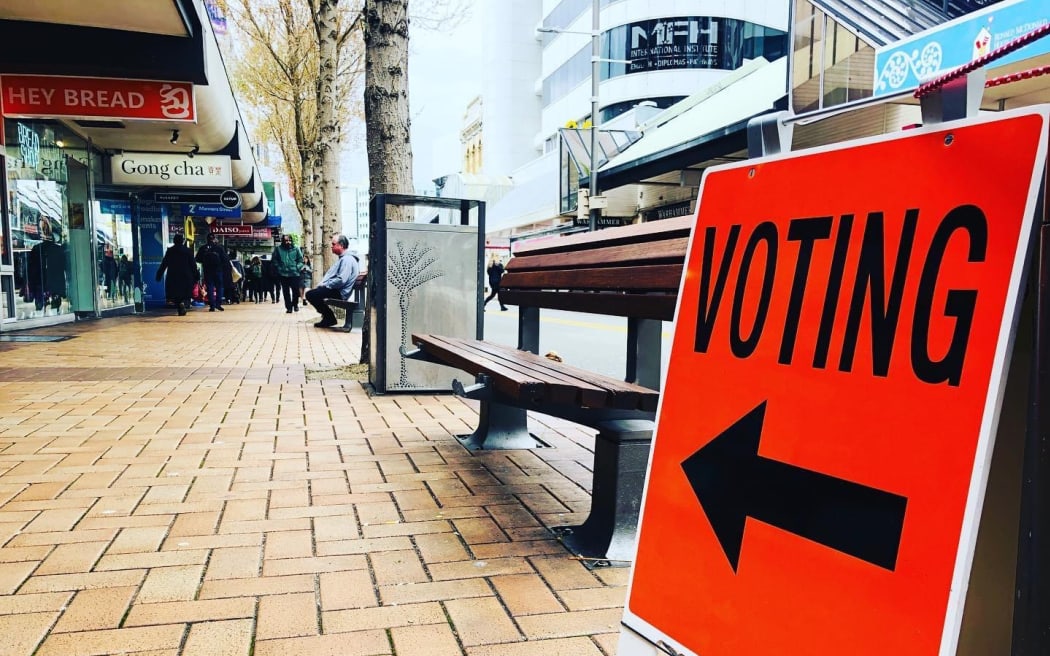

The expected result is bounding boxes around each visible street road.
[482,306,673,382]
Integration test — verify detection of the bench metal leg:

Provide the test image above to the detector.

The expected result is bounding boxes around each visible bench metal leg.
[557,419,653,565]
[459,400,539,450]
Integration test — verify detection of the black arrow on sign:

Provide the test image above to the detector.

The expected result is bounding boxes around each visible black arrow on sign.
[681,402,907,572]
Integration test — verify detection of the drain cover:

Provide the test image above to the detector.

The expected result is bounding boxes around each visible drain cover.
[0,335,74,343]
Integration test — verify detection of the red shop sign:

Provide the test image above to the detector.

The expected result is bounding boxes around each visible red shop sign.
[0,75,195,122]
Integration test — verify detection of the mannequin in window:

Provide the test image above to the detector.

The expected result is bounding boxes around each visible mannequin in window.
[27,218,66,311]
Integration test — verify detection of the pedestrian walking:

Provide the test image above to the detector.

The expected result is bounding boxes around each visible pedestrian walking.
[299,262,313,307]
[304,234,360,328]
[261,257,278,303]
[101,246,118,300]
[483,255,508,311]
[117,253,133,302]
[195,232,229,312]
[155,234,195,315]
[271,234,305,313]
[245,255,263,302]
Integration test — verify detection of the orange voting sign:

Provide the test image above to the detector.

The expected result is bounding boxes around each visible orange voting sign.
[621,108,1049,656]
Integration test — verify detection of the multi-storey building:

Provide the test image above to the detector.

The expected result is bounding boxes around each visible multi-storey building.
[480,0,790,242]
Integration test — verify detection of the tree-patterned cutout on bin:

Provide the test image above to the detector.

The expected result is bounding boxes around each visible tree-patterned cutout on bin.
[389,240,445,387]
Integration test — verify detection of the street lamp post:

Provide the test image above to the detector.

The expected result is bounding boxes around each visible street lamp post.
[588,0,600,232]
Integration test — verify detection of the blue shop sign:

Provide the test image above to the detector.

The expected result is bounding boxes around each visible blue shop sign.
[99,199,132,215]
[874,0,1049,98]
[180,202,242,218]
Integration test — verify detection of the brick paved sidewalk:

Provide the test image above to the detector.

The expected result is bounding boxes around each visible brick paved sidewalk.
[0,303,626,656]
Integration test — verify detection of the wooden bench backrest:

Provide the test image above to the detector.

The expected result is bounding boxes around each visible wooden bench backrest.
[500,215,693,321]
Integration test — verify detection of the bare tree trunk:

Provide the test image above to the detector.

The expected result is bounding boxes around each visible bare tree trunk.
[362,0,413,365]
[315,0,343,272]
[364,0,413,208]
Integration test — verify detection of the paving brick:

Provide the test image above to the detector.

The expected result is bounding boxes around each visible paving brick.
[0,611,61,656]
[52,585,138,632]
[465,636,606,656]
[181,618,254,656]
[35,624,186,656]
[369,549,427,585]
[529,555,601,591]
[199,574,315,600]
[95,549,208,572]
[379,578,491,606]
[265,530,314,560]
[414,532,470,564]
[318,570,377,610]
[0,561,39,594]
[262,554,367,577]
[322,602,446,634]
[124,597,256,626]
[256,592,318,640]
[391,623,463,656]
[137,565,206,603]
[445,596,523,646]
[168,511,221,538]
[428,557,534,581]
[205,546,262,580]
[106,526,169,554]
[515,608,623,640]
[557,586,627,611]
[491,574,565,616]
[253,631,390,656]
[314,536,412,557]
[0,591,71,615]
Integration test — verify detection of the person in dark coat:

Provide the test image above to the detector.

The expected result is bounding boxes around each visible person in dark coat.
[483,256,507,311]
[155,234,195,315]
[195,232,229,312]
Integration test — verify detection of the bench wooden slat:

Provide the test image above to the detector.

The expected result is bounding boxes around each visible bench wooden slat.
[442,336,657,410]
[505,237,690,273]
[501,264,683,293]
[429,335,601,406]
[411,335,545,401]
[513,215,694,256]
[498,291,677,321]
[458,339,619,409]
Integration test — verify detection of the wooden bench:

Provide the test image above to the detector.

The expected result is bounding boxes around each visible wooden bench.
[405,216,692,562]
[322,272,367,332]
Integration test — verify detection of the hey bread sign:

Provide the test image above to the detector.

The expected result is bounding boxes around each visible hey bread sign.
[621,107,1049,656]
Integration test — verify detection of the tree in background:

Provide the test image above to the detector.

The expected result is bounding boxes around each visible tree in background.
[217,0,363,277]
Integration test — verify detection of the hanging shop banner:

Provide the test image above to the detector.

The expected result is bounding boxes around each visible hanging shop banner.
[180,203,241,218]
[1,75,195,121]
[620,107,1049,656]
[207,225,252,236]
[110,153,232,188]
[874,0,1050,97]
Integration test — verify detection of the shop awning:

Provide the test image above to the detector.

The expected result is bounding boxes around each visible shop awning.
[596,57,788,191]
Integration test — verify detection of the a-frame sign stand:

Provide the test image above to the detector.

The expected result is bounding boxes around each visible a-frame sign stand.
[618,68,1050,655]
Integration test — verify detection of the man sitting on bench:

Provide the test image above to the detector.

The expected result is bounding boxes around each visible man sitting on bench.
[304,233,360,328]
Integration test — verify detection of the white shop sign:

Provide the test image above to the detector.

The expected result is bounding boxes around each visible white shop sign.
[110,152,232,187]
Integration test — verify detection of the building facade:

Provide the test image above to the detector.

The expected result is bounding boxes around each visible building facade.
[481,0,790,241]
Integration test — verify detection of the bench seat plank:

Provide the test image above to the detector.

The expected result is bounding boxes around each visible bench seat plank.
[459,339,655,411]
[458,339,623,409]
[411,335,546,401]
[501,263,683,292]
[498,291,677,321]
[439,337,608,407]
[415,335,658,411]
[505,237,690,272]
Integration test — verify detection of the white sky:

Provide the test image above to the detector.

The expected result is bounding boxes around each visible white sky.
[330,3,486,192]
[407,4,484,191]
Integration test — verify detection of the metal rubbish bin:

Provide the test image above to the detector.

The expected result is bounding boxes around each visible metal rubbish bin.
[366,194,485,393]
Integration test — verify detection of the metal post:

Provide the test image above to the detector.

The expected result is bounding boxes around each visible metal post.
[588,0,600,232]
